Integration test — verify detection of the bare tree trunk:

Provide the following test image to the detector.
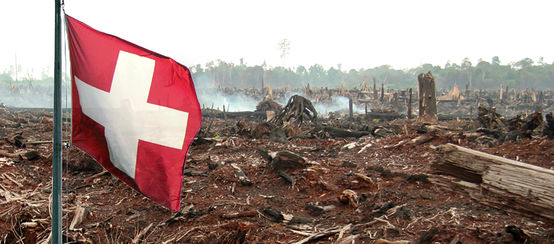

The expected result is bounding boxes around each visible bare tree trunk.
[407,88,413,119]
[417,72,437,119]
[348,97,353,119]
[373,77,377,100]
[499,84,503,103]
[380,83,384,102]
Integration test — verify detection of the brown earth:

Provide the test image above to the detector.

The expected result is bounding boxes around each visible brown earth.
[0,106,553,243]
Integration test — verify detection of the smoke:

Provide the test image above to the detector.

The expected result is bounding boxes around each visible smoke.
[0,83,57,108]
[277,91,367,117]
[314,96,367,117]
[1,74,369,119]
[193,73,259,112]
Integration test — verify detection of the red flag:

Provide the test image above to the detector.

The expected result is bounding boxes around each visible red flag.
[66,15,201,210]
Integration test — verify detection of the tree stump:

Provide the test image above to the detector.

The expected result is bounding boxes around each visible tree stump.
[417,72,437,120]
[269,95,317,126]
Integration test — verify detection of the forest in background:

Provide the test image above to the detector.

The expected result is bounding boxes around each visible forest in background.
[191,57,554,90]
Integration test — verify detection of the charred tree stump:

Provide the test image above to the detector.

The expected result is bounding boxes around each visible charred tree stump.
[431,143,554,221]
[270,95,317,126]
[417,72,437,120]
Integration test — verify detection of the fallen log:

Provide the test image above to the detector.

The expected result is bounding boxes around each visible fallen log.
[230,163,252,186]
[201,110,267,120]
[365,112,403,121]
[221,210,257,219]
[431,143,554,221]
[318,126,370,138]
[278,170,296,186]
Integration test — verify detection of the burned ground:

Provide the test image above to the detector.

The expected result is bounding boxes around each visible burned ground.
[0,101,553,243]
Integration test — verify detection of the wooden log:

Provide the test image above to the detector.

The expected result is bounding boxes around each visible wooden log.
[69,206,87,230]
[278,170,296,186]
[320,126,370,138]
[431,143,554,221]
[221,210,257,219]
[418,72,437,119]
[202,110,266,119]
[365,112,403,121]
[271,151,306,170]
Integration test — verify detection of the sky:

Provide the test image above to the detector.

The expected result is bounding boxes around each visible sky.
[1,0,553,77]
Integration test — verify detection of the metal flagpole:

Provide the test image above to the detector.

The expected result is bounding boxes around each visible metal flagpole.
[52,0,63,242]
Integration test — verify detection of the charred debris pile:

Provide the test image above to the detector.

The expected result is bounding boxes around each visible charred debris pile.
[199,83,554,145]
[202,83,553,121]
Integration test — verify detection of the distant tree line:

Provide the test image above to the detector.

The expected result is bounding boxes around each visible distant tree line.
[191,56,554,90]
[1,56,553,91]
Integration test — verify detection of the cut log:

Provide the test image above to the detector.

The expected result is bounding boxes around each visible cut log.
[319,126,370,138]
[365,112,403,121]
[270,151,306,170]
[431,143,554,221]
[202,110,267,120]
[221,210,257,219]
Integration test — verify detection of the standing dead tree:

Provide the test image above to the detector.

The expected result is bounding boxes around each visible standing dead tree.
[270,95,317,126]
[407,88,413,119]
[418,72,437,120]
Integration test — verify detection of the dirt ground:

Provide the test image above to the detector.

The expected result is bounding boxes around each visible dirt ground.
[0,106,553,243]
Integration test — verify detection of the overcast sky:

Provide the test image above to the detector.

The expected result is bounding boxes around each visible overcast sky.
[1,0,553,76]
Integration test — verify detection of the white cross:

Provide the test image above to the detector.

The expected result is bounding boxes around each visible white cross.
[74,51,189,179]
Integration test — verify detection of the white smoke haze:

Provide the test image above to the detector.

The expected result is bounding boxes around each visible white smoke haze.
[0,84,57,108]
[193,74,259,112]
[315,96,367,117]
[1,74,367,118]
[197,89,259,112]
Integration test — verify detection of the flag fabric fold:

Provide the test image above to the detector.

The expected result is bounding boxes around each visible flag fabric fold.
[66,15,201,210]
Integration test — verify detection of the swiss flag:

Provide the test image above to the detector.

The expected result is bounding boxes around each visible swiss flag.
[66,15,201,210]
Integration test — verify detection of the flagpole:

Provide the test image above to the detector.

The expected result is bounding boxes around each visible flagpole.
[52,0,63,242]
